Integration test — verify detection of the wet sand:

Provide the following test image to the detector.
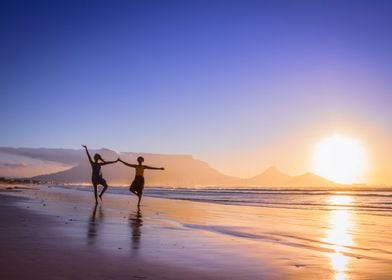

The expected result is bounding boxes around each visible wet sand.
[0,184,391,279]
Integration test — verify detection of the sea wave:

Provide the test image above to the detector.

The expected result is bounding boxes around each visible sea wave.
[56,185,392,215]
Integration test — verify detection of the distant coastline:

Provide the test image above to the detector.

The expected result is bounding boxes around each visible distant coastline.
[1,147,339,188]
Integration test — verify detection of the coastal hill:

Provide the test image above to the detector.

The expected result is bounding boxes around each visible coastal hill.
[0,147,338,187]
[245,166,292,186]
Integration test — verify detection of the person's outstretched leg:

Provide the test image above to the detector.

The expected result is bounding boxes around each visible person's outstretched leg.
[93,184,99,204]
[99,181,108,200]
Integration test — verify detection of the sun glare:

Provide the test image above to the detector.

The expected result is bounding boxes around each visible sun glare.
[312,134,367,184]
[328,195,353,206]
[324,206,354,280]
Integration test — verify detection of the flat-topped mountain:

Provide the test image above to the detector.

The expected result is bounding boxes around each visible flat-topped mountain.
[0,147,338,187]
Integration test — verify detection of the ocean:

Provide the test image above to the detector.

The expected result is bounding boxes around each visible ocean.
[60,185,392,215]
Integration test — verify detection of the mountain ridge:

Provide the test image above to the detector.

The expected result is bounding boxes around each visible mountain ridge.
[0,147,339,187]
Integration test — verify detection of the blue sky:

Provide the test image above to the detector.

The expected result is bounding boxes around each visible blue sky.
[1,0,391,180]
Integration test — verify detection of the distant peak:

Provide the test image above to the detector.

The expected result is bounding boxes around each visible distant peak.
[267,166,278,170]
[263,166,281,173]
[300,172,319,178]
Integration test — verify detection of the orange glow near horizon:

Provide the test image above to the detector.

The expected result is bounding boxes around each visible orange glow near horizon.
[312,134,367,184]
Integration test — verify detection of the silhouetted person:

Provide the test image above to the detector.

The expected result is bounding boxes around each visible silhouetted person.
[119,156,164,207]
[82,145,118,203]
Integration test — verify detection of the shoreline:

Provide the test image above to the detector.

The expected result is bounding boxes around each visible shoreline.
[0,192,252,280]
[1,184,391,279]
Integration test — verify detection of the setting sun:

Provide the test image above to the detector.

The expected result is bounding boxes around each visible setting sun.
[312,134,367,184]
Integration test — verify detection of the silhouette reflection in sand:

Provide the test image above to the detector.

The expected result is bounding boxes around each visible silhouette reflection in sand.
[87,204,104,245]
[129,208,143,251]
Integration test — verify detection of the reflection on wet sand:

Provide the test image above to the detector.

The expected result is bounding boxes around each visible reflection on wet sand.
[87,204,104,245]
[324,195,354,280]
[129,208,143,251]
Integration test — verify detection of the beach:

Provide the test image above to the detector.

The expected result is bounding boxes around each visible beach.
[0,184,391,280]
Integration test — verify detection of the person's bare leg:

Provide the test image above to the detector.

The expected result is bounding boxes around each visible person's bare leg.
[93,184,99,204]
[137,195,142,207]
[99,182,108,200]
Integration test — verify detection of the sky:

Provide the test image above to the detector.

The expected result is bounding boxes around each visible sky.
[1,0,391,184]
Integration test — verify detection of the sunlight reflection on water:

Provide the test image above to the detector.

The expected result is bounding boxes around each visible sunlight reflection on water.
[324,195,354,280]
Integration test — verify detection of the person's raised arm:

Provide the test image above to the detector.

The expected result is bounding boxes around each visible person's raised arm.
[118,158,137,168]
[144,165,165,170]
[82,145,93,164]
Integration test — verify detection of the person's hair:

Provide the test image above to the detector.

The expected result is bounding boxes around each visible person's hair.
[94,153,103,162]
[137,156,144,163]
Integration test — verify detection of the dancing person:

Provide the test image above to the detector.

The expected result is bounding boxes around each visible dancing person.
[119,156,164,207]
[82,145,118,203]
